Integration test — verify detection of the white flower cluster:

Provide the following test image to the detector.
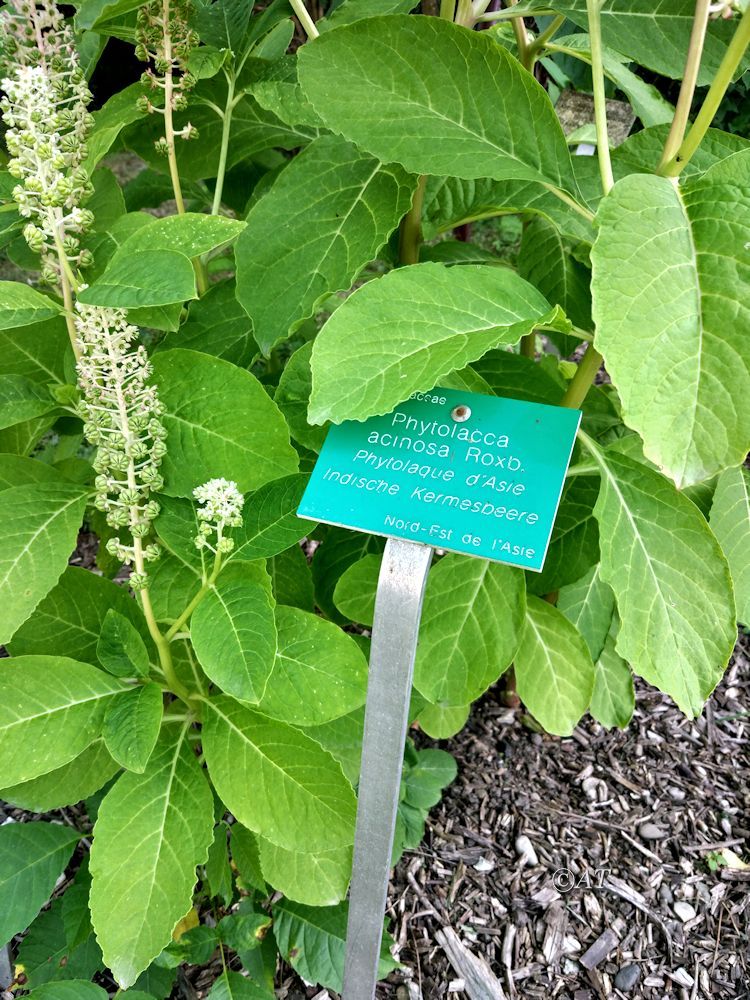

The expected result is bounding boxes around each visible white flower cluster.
[75,304,167,588]
[0,0,94,282]
[194,478,245,555]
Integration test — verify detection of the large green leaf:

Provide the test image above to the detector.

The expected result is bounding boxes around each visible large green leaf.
[270,543,315,612]
[89,726,214,989]
[309,262,567,424]
[152,349,298,496]
[311,526,384,622]
[0,822,79,943]
[515,596,595,736]
[236,134,415,355]
[319,0,418,30]
[77,250,197,309]
[0,375,58,429]
[102,682,163,772]
[258,606,368,726]
[0,740,120,812]
[298,15,578,195]
[273,899,397,992]
[17,893,103,990]
[592,154,750,488]
[0,482,87,641]
[97,608,151,678]
[257,837,351,907]
[191,562,277,704]
[527,475,599,595]
[28,982,107,1000]
[711,465,750,625]
[114,213,245,257]
[518,215,592,337]
[590,623,635,729]
[0,282,62,329]
[422,174,594,245]
[207,971,272,1000]
[8,567,152,665]
[274,342,327,453]
[232,474,312,561]
[546,0,748,85]
[0,317,69,384]
[0,656,126,785]
[583,442,736,715]
[333,553,380,626]
[157,280,258,367]
[414,555,525,707]
[202,696,357,852]
[557,563,614,662]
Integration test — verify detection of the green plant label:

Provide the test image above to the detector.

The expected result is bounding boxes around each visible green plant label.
[298,388,581,571]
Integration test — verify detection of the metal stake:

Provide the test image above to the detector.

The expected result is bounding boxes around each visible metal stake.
[342,537,433,1000]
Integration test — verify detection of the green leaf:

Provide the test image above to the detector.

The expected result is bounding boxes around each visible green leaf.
[514,596,595,736]
[0,415,57,456]
[403,748,457,810]
[17,889,102,989]
[233,474,312,560]
[273,899,397,992]
[0,282,61,329]
[202,696,357,852]
[208,971,272,1000]
[0,740,120,812]
[0,316,69,385]
[258,606,368,726]
[8,566,153,666]
[77,249,197,309]
[584,442,736,715]
[553,34,674,127]
[471,349,565,405]
[527,475,599,595]
[417,702,470,739]
[312,527,384,622]
[0,454,62,489]
[304,707,364,786]
[0,375,57,429]
[414,555,525,707]
[298,15,578,195]
[319,0,418,30]
[103,682,163,773]
[309,262,567,424]
[230,824,266,894]
[590,623,635,729]
[711,465,750,625]
[29,983,107,1000]
[84,84,149,169]
[275,341,327,453]
[98,608,151,677]
[333,553,380,626]
[549,0,749,86]
[557,563,615,662]
[422,174,594,245]
[191,562,277,704]
[612,124,749,180]
[116,213,245,258]
[270,543,314,612]
[518,215,592,339]
[205,823,232,906]
[76,0,141,29]
[0,822,79,943]
[592,155,750,487]
[89,726,214,989]
[158,281,257,367]
[257,836,351,907]
[152,349,298,496]
[235,134,415,355]
[0,655,126,784]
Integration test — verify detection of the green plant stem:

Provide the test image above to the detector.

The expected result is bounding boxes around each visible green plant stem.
[527,14,566,58]
[165,551,223,642]
[139,584,193,705]
[398,174,427,266]
[561,345,603,409]
[210,73,236,216]
[658,0,711,173]
[662,6,750,176]
[543,184,595,222]
[586,0,614,195]
[289,0,320,39]
[454,0,473,27]
[509,0,531,69]
[440,0,456,19]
